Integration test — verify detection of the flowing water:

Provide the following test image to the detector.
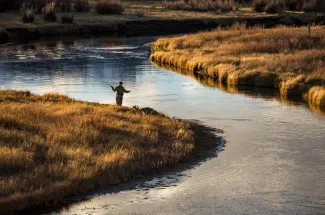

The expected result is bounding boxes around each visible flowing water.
[1,37,325,215]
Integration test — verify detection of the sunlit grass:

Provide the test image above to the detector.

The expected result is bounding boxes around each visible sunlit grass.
[0,90,196,213]
[150,25,325,108]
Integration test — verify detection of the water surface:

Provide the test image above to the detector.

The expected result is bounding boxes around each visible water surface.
[1,37,325,215]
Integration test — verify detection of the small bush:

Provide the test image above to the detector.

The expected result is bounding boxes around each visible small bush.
[21,9,36,23]
[74,0,90,12]
[61,13,74,24]
[95,0,124,15]
[20,2,36,23]
[252,0,266,12]
[42,1,57,22]
[265,0,283,14]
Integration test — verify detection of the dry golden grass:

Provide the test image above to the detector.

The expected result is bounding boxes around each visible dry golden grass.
[150,25,325,108]
[0,90,199,213]
[304,86,325,111]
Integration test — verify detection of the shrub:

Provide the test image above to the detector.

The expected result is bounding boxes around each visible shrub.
[265,0,283,14]
[74,0,90,12]
[252,0,266,12]
[95,0,124,15]
[61,13,74,24]
[42,1,57,22]
[21,2,36,23]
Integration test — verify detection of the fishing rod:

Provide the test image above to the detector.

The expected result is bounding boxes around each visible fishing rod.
[86,73,117,89]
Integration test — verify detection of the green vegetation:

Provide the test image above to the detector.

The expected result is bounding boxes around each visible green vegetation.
[0,90,213,213]
[150,25,325,109]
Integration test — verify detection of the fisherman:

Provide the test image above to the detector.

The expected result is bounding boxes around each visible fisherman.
[110,82,131,106]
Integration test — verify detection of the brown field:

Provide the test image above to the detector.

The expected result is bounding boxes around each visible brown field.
[150,25,325,108]
[0,90,217,213]
[0,0,284,29]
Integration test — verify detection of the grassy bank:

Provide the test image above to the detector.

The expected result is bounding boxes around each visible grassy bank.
[0,90,218,213]
[150,25,325,109]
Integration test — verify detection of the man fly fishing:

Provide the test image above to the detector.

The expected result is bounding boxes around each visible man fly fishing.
[110,82,131,106]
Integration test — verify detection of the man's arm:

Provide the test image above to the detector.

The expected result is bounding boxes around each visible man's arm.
[123,87,131,93]
[110,85,116,92]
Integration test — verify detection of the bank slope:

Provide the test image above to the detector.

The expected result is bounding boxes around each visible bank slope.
[150,25,325,110]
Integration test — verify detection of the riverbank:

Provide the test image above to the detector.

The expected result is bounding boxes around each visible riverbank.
[1,0,324,45]
[0,90,221,213]
[150,25,325,110]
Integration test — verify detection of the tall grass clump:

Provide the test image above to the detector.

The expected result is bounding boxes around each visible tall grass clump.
[304,86,325,110]
[20,2,36,23]
[42,1,57,22]
[150,25,325,108]
[0,90,205,213]
[95,0,124,15]
[74,0,90,12]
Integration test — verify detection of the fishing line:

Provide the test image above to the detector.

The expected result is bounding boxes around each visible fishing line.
[86,73,116,88]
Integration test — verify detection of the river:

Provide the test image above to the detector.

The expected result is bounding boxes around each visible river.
[0,36,325,215]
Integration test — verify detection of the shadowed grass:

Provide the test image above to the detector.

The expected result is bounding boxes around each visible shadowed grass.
[0,90,215,213]
[150,25,325,108]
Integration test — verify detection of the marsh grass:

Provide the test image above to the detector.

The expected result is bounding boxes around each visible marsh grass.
[150,25,325,108]
[0,90,198,213]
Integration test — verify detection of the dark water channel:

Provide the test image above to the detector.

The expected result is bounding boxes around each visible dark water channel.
[0,37,325,215]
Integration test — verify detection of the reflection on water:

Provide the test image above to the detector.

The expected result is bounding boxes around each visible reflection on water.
[154,62,325,114]
[1,37,325,215]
